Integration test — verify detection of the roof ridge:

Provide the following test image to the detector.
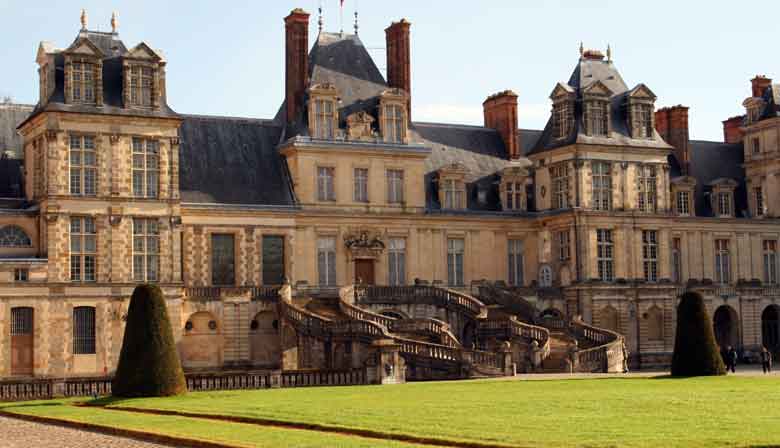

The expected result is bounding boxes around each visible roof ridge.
[413,121,496,131]
[181,113,278,125]
[689,139,740,145]
[0,103,35,109]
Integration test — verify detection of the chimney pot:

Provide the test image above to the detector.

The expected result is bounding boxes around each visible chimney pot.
[751,75,772,98]
[284,9,310,125]
[386,19,412,121]
[483,91,519,160]
[655,105,690,174]
[722,115,745,144]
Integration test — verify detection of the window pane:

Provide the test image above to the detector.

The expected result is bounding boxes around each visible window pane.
[262,235,285,285]
[211,234,235,285]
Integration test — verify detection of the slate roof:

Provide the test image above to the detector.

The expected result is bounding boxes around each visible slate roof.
[178,115,294,206]
[0,103,32,158]
[0,157,23,198]
[685,141,747,217]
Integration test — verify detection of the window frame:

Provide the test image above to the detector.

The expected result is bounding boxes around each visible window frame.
[550,163,569,209]
[637,165,657,213]
[69,135,98,197]
[384,103,406,143]
[210,233,236,286]
[714,239,731,284]
[447,238,465,287]
[129,65,154,107]
[596,229,614,282]
[763,240,778,284]
[317,237,337,287]
[507,239,524,286]
[73,306,96,355]
[132,218,160,282]
[585,100,610,137]
[717,192,732,217]
[755,187,764,217]
[317,166,336,202]
[672,237,682,284]
[14,268,29,282]
[676,190,690,216]
[70,216,97,282]
[386,169,405,204]
[642,230,659,283]
[557,230,571,261]
[313,98,336,139]
[0,225,32,248]
[132,137,160,199]
[388,238,406,286]
[71,60,95,104]
[353,167,369,203]
[591,161,612,211]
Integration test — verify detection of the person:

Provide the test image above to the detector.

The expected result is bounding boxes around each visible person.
[726,346,738,373]
[761,346,773,374]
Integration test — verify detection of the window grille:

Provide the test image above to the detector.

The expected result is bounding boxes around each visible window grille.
[73,307,96,354]
[553,102,572,139]
[676,190,690,215]
[755,187,764,217]
[505,182,523,211]
[717,192,731,216]
[129,66,153,107]
[71,61,94,103]
[313,99,335,139]
[0,225,32,247]
[11,308,33,335]
[764,240,778,284]
[385,104,405,143]
[557,230,570,261]
[637,165,657,212]
[586,101,609,136]
[550,163,569,209]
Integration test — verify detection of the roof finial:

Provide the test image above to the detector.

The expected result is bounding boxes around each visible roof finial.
[80,9,88,30]
[339,0,344,36]
[606,44,612,62]
[318,1,323,32]
[579,41,584,57]
[111,11,118,34]
[354,9,359,35]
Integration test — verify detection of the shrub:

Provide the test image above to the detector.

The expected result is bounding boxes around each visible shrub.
[112,284,187,397]
[671,292,726,377]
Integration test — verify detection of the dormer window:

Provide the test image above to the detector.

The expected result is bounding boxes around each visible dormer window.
[71,61,95,103]
[443,179,465,209]
[717,192,732,216]
[627,84,657,139]
[500,164,529,212]
[676,190,691,215]
[438,163,467,210]
[552,101,573,140]
[709,178,737,218]
[313,98,336,139]
[634,104,653,138]
[671,176,696,217]
[585,100,610,136]
[504,182,524,211]
[380,88,409,144]
[129,65,153,107]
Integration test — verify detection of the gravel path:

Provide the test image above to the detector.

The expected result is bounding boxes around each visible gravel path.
[0,415,173,448]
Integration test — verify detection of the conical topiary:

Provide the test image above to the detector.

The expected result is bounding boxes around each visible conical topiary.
[671,292,726,377]
[112,284,187,397]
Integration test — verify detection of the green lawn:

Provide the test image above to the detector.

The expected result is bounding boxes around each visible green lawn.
[3,376,780,447]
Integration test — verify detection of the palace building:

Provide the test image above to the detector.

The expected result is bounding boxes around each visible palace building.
[0,8,779,381]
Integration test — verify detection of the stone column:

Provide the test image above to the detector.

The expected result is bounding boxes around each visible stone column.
[371,339,404,384]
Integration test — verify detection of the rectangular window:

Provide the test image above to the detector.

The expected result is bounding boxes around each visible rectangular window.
[73,306,96,355]
[642,230,658,282]
[587,101,609,136]
[637,165,657,212]
[507,239,524,286]
[505,182,523,211]
[763,240,778,284]
[753,137,760,154]
[388,238,406,286]
[262,235,285,285]
[715,239,731,284]
[313,99,335,139]
[317,237,337,286]
[755,187,764,217]
[130,66,154,107]
[635,104,653,138]
[387,169,404,204]
[211,234,235,286]
[553,102,571,139]
[717,192,731,216]
[443,179,464,209]
[676,190,690,215]
[70,217,97,282]
[550,163,569,209]
[133,218,160,282]
[447,238,465,286]
[71,61,94,103]
[69,135,97,196]
[385,104,405,143]
[317,167,336,201]
[596,229,614,282]
[132,138,159,198]
[14,268,29,282]
[557,230,570,261]
[672,237,682,284]
[591,161,612,211]
[353,168,368,203]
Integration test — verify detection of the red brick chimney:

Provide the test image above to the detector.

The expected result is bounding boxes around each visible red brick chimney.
[483,90,519,160]
[385,19,411,120]
[722,115,745,144]
[284,8,310,124]
[751,75,772,98]
[655,105,690,174]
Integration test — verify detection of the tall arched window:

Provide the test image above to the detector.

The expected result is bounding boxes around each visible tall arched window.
[73,306,96,354]
[0,225,32,247]
[539,265,553,287]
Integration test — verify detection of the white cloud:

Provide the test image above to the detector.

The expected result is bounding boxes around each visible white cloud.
[413,103,549,127]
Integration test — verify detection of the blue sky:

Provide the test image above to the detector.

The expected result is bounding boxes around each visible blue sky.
[0,1,773,141]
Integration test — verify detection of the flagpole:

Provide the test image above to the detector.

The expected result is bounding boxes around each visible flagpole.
[340,0,344,36]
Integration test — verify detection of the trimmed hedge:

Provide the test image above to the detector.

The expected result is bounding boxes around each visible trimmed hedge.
[671,292,726,377]
[112,284,187,397]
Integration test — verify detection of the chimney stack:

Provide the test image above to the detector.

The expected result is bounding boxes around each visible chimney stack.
[483,90,520,160]
[751,75,772,98]
[655,105,690,174]
[722,115,745,144]
[284,8,310,125]
[385,19,411,121]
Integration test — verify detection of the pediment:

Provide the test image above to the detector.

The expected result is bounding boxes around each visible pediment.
[628,83,657,100]
[63,37,104,58]
[582,80,613,97]
[671,175,697,187]
[707,177,738,188]
[126,42,162,61]
[380,87,408,99]
[36,41,57,65]
[549,82,575,100]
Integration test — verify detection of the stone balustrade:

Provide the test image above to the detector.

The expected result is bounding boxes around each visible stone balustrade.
[355,285,488,319]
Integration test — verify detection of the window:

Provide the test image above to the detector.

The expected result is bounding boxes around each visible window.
[714,239,731,284]
[637,165,657,212]
[507,239,524,286]
[642,230,658,282]
[384,104,405,143]
[0,225,32,247]
[317,167,335,201]
[73,307,96,355]
[676,190,690,216]
[596,229,614,282]
[70,217,97,282]
[14,268,29,282]
[755,187,764,217]
[444,179,464,209]
[550,163,569,209]
[763,240,778,284]
[353,168,368,203]
[388,238,406,286]
[387,169,404,204]
[672,237,682,283]
[634,104,653,138]
[132,138,159,198]
[504,182,523,211]
[591,161,612,211]
[586,101,609,136]
[262,235,285,285]
[71,61,94,103]
[539,265,553,287]
[133,218,159,282]
[129,66,153,107]
[553,101,572,139]
[717,192,731,216]
[313,98,336,139]
[753,138,760,154]
[69,135,97,196]
[557,230,570,261]
[211,234,235,286]
[317,237,337,286]
[447,238,465,286]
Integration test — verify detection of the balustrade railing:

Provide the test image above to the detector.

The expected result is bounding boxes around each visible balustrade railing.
[389,318,461,348]
[184,286,280,301]
[355,285,487,318]
[569,320,625,373]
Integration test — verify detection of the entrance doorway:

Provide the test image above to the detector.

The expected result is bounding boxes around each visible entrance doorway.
[11,307,34,376]
[354,259,375,285]
[713,305,739,350]
[762,305,780,351]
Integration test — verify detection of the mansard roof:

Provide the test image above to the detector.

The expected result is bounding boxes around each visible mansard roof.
[0,103,33,159]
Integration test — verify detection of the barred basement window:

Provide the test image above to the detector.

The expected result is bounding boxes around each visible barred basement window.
[596,229,614,282]
[317,237,337,286]
[755,187,764,217]
[70,135,97,196]
[73,306,96,355]
[676,190,690,215]
[11,307,33,336]
[211,234,235,286]
[317,167,335,201]
[447,238,465,287]
[505,182,523,211]
[642,230,658,282]
[129,66,153,107]
[550,163,569,209]
[507,239,524,286]
[388,238,406,286]
[353,168,368,203]
[715,239,731,284]
[637,165,657,212]
[557,230,570,261]
[591,161,612,211]
[70,217,97,282]
[672,237,682,283]
[313,99,335,139]
[0,225,32,247]
[384,104,406,143]
[387,169,404,204]
[763,240,778,284]
[132,138,159,198]
[133,218,160,282]
[71,62,94,103]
